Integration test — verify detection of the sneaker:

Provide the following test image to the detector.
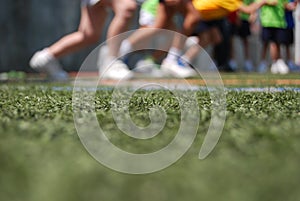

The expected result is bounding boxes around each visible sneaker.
[257,61,268,73]
[100,59,134,80]
[29,49,69,81]
[134,57,165,78]
[98,45,133,80]
[276,59,289,74]
[287,60,300,72]
[270,62,279,74]
[161,58,197,78]
[287,60,294,69]
[229,59,238,71]
[244,60,254,72]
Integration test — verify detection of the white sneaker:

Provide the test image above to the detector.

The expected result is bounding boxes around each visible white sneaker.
[244,60,254,72]
[270,62,279,74]
[29,49,69,81]
[276,59,289,74]
[257,61,268,73]
[161,59,197,78]
[134,58,165,78]
[98,45,133,80]
[134,58,156,73]
[100,59,134,80]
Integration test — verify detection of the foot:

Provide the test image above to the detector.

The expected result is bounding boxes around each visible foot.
[29,49,69,81]
[257,61,268,73]
[244,60,254,72]
[98,46,133,80]
[270,62,279,74]
[229,59,238,71]
[287,60,300,72]
[134,57,165,78]
[100,59,134,80]
[161,58,197,78]
[275,59,289,74]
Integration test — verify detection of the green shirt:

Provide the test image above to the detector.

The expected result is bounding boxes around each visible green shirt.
[258,0,288,28]
[141,0,159,16]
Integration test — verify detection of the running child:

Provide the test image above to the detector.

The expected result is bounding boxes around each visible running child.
[30,0,137,80]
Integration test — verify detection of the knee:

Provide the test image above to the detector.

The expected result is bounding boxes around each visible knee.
[83,32,100,45]
[185,15,200,30]
[114,0,137,20]
[190,15,201,27]
[212,35,222,45]
[212,37,222,45]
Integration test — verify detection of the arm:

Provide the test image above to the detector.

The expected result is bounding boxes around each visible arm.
[239,0,277,14]
[285,1,297,11]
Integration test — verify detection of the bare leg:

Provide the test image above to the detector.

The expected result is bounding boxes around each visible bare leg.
[261,42,268,61]
[210,27,222,46]
[181,27,221,62]
[171,1,201,50]
[286,44,291,61]
[48,3,107,58]
[270,42,280,62]
[126,3,176,51]
[107,0,137,57]
[243,38,250,60]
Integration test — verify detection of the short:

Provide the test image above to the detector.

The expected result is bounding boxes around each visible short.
[139,10,156,26]
[81,0,100,7]
[230,20,251,38]
[261,27,288,44]
[282,28,294,45]
[192,19,222,34]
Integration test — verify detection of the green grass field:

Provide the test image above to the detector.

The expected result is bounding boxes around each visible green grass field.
[1,74,300,201]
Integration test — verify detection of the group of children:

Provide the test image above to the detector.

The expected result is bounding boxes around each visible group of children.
[29,0,299,80]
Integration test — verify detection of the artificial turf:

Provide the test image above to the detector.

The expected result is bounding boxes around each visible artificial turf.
[0,81,300,201]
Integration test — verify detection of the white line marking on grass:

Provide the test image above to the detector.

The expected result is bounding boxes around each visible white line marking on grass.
[50,86,300,92]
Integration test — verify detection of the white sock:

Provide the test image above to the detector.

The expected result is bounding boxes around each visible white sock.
[165,47,182,62]
[119,40,133,57]
[30,48,55,68]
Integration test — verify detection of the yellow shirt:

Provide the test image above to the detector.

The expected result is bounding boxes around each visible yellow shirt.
[192,0,243,20]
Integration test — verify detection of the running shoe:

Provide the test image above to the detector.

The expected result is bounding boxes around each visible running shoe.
[29,49,69,81]
[134,57,165,78]
[161,58,197,78]
[275,59,289,74]
[100,59,134,80]
[257,60,268,73]
[98,45,134,80]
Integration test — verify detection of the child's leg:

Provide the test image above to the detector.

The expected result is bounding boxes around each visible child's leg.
[49,3,107,58]
[269,42,280,62]
[286,44,291,61]
[179,22,221,66]
[179,30,210,64]
[261,42,268,61]
[107,0,137,58]
[242,38,250,60]
[120,2,177,56]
